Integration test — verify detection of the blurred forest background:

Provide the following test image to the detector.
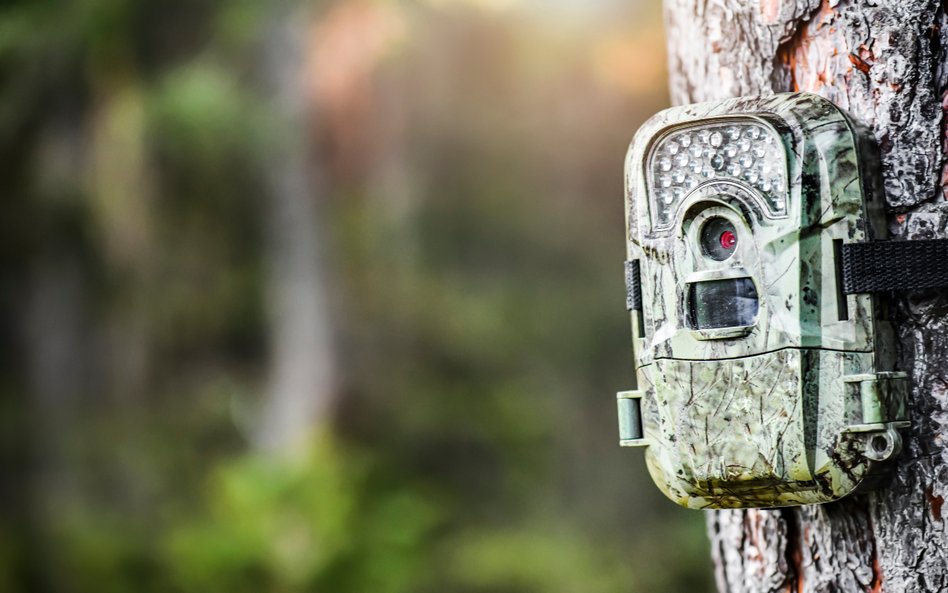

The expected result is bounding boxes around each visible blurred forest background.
[0,0,712,591]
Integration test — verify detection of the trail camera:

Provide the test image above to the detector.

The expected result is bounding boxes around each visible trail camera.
[617,93,912,509]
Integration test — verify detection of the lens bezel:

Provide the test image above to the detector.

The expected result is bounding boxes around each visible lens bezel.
[699,216,738,261]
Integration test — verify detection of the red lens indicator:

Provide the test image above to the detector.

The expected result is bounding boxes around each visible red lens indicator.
[699,217,738,261]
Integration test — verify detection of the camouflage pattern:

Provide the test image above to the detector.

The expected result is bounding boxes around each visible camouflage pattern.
[619,93,909,509]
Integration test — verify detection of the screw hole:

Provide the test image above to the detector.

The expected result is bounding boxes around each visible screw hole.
[870,435,889,453]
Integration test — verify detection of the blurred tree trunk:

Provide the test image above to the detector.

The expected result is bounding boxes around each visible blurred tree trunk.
[664,1,948,591]
[255,3,337,453]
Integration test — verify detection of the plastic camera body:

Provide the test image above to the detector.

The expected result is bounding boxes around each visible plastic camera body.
[618,93,909,509]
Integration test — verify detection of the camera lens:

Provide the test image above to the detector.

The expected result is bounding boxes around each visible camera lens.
[700,217,737,261]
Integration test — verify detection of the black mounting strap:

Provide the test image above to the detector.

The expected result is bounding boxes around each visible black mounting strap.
[625,260,642,311]
[841,239,948,294]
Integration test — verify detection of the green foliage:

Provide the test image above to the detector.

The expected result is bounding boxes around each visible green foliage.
[444,528,638,593]
[164,438,441,593]
[149,63,265,173]
[45,436,441,593]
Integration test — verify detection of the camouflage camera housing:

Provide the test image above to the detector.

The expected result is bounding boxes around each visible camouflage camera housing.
[617,92,909,510]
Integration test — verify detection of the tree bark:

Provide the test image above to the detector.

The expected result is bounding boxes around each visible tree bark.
[664,1,948,591]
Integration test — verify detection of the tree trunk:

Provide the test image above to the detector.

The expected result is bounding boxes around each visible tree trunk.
[664,1,948,591]
[255,3,337,453]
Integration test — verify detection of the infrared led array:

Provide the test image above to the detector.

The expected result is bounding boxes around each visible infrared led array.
[647,121,787,231]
